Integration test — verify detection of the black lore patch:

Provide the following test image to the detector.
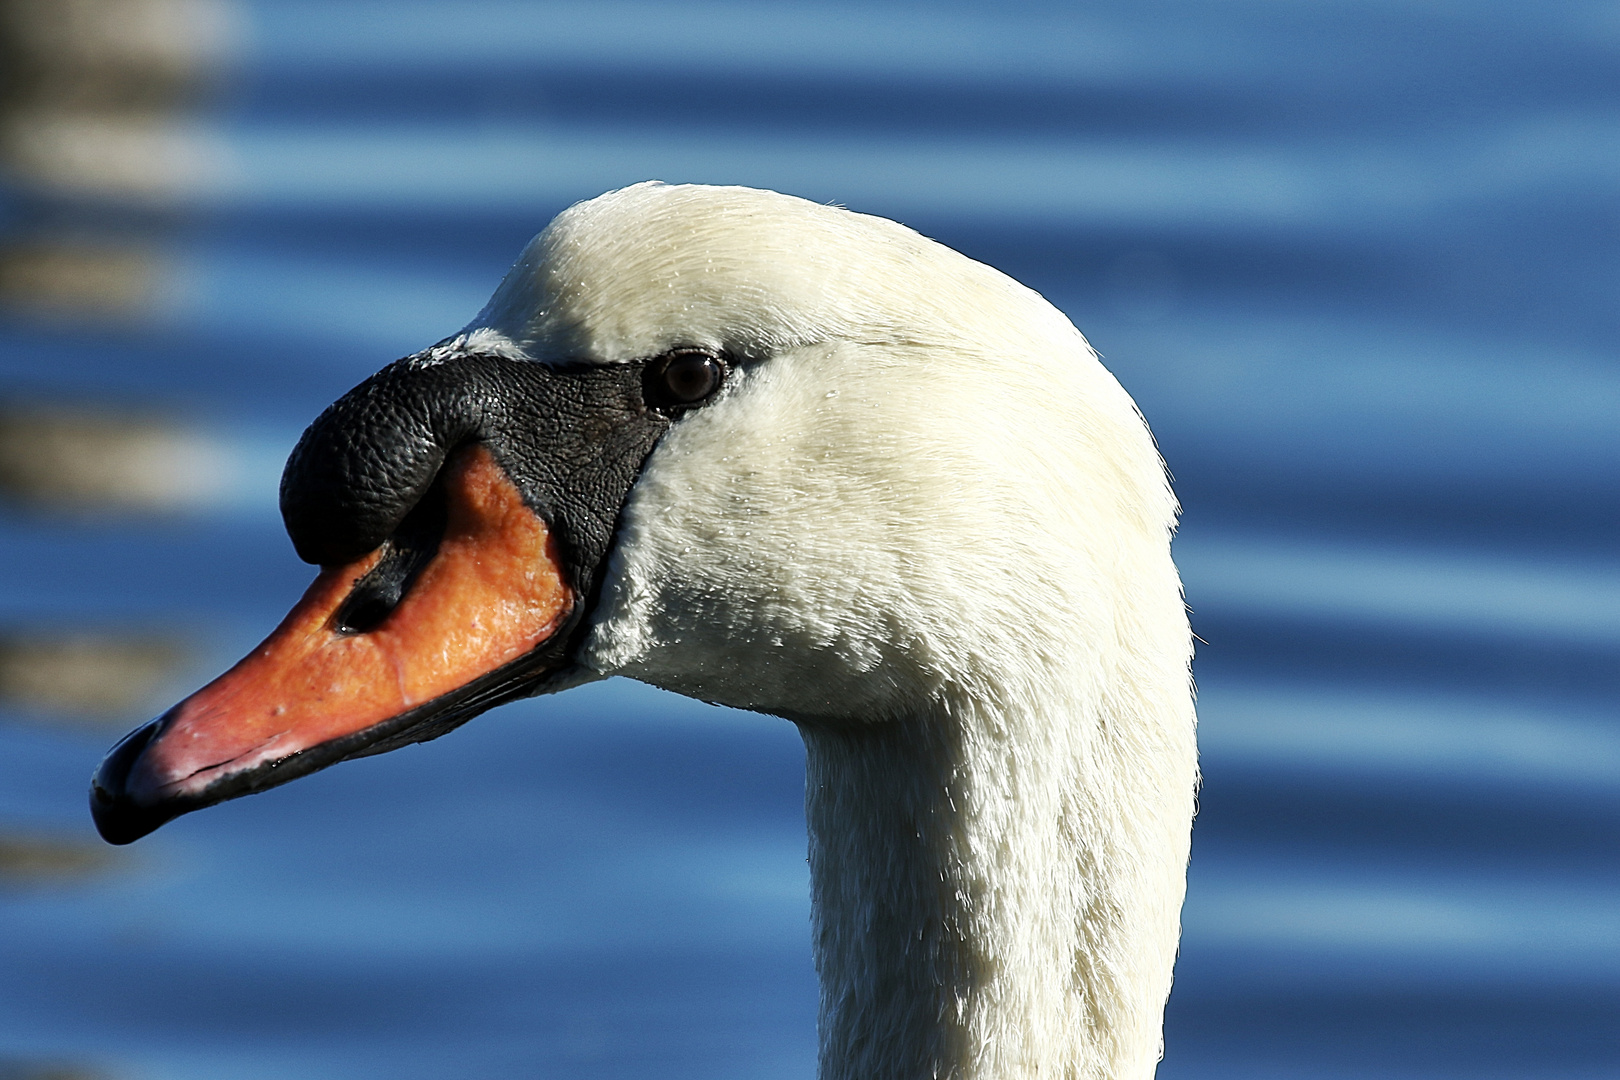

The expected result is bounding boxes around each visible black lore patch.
[280,351,676,612]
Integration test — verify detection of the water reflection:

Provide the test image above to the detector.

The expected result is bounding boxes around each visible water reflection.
[0,241,167,321]
[0,831,117,887]
[0,1062,110,1080]
[0,0,232,202]
[0,402,234,513]
[0,631,188,722]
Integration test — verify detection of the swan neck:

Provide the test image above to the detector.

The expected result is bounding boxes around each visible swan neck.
[803,716,967,1080]
[802,694,1183,1080]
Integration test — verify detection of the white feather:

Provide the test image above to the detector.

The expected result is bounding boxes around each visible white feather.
[467,182,1197,1080]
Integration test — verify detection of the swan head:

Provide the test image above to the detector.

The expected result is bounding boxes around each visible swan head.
[89,181,1183,837]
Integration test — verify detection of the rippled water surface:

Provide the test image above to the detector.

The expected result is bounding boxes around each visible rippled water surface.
[0,2,1616,1077]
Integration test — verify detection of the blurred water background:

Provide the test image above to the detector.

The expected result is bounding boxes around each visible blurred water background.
[0,1,1616,1078]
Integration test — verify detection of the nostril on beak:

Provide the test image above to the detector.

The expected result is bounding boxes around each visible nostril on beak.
[333,481,449,636]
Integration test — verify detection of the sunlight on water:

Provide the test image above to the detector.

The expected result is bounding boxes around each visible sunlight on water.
[1200,684,1620,790]
[1183,533,1620,647]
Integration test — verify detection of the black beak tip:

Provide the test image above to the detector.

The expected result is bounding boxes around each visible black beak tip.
[89,718,181,845]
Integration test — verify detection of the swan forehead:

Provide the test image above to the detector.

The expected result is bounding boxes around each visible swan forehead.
[467,183,1062,363]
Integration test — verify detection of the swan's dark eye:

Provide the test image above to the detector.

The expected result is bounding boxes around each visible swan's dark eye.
[645,350,726,411]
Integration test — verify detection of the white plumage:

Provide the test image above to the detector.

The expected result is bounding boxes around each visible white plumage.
[460,182,1198,1080]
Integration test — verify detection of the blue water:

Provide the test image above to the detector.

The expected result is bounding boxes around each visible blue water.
[1,2,1617,1077]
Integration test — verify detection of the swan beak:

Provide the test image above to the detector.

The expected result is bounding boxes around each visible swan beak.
[90,446,574,845]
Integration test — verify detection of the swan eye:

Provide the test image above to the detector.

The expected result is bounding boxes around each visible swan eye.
[646,350,726,410]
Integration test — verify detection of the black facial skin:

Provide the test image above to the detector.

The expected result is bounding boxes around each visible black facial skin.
[89,346,729,844]
[284,348,728,585]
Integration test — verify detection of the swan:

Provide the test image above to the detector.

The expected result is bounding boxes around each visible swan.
[89,183,1197,1080]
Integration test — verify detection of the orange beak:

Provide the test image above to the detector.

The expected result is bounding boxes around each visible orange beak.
[91,445,575,844]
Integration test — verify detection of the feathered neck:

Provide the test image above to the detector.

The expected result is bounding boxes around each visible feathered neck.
[801,677,1189,1080]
